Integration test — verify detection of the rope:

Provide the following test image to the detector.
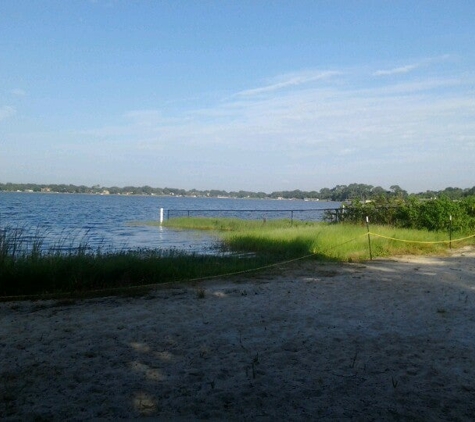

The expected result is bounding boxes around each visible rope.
[368,232,475,244]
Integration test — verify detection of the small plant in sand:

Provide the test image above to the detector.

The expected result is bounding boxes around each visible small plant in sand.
[392,376,399,389]
[196,287,206,299]
[437,308,447,316]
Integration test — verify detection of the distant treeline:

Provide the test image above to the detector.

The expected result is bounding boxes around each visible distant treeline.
[1,182,475,202]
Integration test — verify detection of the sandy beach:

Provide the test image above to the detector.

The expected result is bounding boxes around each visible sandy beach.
[1,246,475,421]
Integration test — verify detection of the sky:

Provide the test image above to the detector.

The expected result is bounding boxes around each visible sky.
[1,1,474,193]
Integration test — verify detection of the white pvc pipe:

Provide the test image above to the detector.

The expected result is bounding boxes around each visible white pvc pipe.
[159,208,164,224]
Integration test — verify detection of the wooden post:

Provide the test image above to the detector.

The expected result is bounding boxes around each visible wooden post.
[449,215,452,249]
[366,216,373,260]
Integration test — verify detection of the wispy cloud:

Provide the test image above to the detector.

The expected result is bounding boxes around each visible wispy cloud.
[90,64,475,159]
[373,63,420,76]
[0,106,16,122]
[373,55,452,77]
[237,70,341,97]
[99,77,473,174]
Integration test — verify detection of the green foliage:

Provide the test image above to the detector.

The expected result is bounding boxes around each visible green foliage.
[338,196,475,232]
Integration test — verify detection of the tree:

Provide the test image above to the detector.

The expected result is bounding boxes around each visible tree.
[390,185,407,198]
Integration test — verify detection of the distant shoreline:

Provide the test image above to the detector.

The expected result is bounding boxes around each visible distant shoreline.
[0,190,333,201]
[2,182,474,202]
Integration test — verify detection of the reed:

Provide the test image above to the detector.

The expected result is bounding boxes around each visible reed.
[0,227,279,298]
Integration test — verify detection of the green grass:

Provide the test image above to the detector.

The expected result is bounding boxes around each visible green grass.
[163,217,473,261]
[157,216,303,231]
[0,246,281,298]
[1,218,473,298]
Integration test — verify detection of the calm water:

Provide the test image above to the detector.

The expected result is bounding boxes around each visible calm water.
[0,192,340,253]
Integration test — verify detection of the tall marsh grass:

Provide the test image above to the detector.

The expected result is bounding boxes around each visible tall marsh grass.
[2,218,473,298]
[0,226,278,298]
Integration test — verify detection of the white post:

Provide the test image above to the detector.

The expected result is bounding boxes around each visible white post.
[159,208,164,224]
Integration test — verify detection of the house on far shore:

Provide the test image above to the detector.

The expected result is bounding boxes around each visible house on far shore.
[41,187,51,193]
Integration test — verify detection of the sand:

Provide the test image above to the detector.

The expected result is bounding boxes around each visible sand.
[1,246,475,421]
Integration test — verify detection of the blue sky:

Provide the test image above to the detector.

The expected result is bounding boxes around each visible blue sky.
[1,1,474,193]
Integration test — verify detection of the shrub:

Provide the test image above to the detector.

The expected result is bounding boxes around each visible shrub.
[338,196,475,232]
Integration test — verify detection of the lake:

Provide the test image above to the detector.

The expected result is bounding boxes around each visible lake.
[0,192,340,254]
